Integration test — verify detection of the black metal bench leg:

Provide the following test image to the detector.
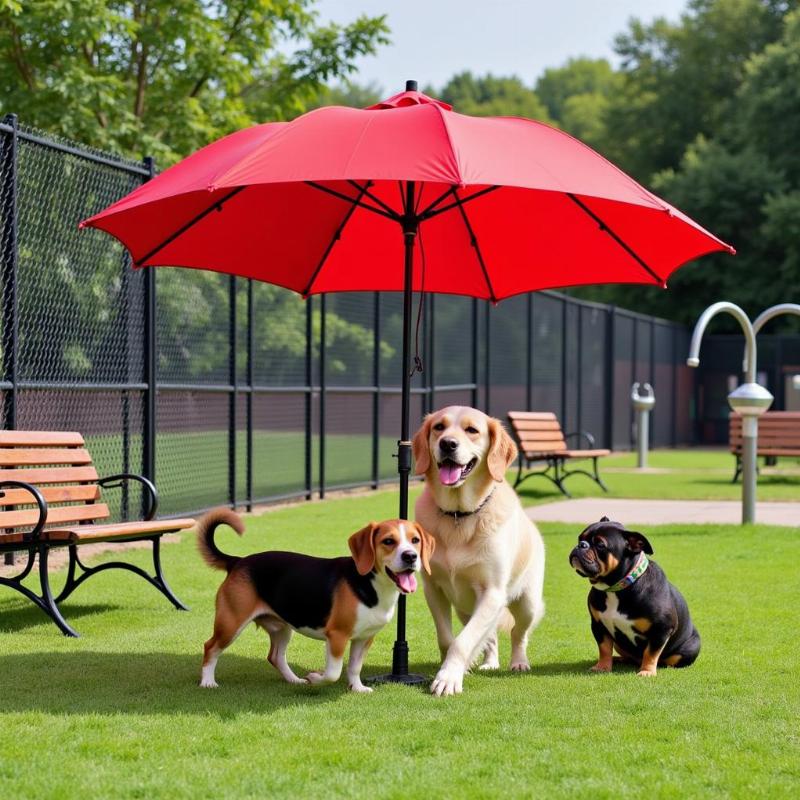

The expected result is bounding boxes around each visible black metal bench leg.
[54,545,79,604]
[592,457,609,493]
[514,457,525,488]
[151,536,189,611]
[732,456,741,483]
[552,459,572,498]
[38,545,79,638]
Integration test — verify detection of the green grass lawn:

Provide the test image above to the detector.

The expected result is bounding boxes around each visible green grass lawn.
[517,448,800,505]
[1,489,798,798]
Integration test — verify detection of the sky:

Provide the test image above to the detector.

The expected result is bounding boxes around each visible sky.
[315,0,690,92]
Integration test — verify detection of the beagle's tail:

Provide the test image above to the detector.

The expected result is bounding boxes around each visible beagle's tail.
[196,507,245,572]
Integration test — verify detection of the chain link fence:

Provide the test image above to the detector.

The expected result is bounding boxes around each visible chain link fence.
[2,117,701,523]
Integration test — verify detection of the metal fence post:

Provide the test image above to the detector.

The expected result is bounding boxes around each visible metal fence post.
[142,156,157,510]
[228,275,237,508]
[630,317,638,449]
[246,280,254,510]
[526,293,533,411]
[372,292,380,488]
[319,293,326,499]
[649,319,656,448]
[576,306,583,433]
[305,296,313,500]
[1,114,18,566]
[428,293,436,414]
[604,306,616,450]
[484,303,491,413]
[671,325,679,446]
[1,114,19,434]
[471,298,479,408]
[561,298,568,427]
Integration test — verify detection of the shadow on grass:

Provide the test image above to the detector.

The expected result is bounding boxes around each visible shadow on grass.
[0,601,121,634]
[0,651,346,717]
[0,651,608,716]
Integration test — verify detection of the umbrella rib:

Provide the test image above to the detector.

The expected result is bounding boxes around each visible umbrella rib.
[347,180,401,220]
[305,181,399,222]
[134,186,246,266]
[418,186,459,219]
[451,188,497,303]
[566,193,664,286]
[420,185,500,222]
[302,182,372,297]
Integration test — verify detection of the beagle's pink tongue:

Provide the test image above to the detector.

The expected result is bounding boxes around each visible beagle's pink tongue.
[439,462,462,485]
[397,572,417,593]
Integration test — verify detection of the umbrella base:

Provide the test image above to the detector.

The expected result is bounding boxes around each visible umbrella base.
[365,671,428,687]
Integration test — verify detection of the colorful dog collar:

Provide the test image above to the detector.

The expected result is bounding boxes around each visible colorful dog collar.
[601,552,649,592]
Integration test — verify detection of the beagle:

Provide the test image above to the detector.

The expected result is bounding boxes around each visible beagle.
[197,508,434,693]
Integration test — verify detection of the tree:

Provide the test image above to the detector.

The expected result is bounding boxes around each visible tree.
[0,1,389,163]
[534,57,620,151]
[603,0,789,180]
[436,72,550,120]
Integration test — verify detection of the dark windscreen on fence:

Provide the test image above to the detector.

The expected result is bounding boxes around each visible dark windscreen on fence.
[2,118,748,520]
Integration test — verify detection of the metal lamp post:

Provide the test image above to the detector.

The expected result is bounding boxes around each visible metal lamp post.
[687,302,773,524]
[631,382,655,468]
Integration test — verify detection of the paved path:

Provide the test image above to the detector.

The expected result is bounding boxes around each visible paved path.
[527,498,800,527]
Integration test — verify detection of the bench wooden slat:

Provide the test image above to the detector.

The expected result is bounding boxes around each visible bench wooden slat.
[507,412,557,421]
[518,431,566,443]
[0,502,109,530]
[507,420,562,431]
[0,465,99,484]
[0,484,100,507]
[59,518,196,543]
[0,431,85,447]
[0,448,93,466]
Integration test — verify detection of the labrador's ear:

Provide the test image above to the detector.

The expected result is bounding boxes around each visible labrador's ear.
[625,530,654,555]
[412,415,434,476]
[413,522,436,575]
[487,418,518,482]
[348,522,379,575]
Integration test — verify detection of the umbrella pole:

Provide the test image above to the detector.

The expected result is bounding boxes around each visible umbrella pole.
[368,179,427,686]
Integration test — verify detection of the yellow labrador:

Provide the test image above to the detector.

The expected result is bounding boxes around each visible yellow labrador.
[413,406,545,697]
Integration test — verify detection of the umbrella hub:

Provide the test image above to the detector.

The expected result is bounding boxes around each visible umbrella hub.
[367,80,452,111]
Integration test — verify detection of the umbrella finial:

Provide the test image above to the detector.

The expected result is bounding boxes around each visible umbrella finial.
[405,79,418,92]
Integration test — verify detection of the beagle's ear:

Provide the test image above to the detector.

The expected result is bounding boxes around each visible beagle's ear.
[414,522,436,575]
[487,417,518,482]
[412,415,434,476]
[348,522,379,575]
[624,531,653,555]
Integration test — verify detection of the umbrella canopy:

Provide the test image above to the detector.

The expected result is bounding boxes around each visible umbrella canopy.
[82,82,733,686]
[82,86,733,300]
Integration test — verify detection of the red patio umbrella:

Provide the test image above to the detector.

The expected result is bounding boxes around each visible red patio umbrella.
[82,80,734,684]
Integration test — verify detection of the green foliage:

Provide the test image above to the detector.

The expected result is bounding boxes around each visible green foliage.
[437,71,550,120]
[0,0,389,164]
[571,1,799,327]
[603,0,787,178]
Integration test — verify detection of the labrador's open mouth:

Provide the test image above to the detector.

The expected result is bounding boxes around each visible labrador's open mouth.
[437,457,477,486]
[386,567,417,594]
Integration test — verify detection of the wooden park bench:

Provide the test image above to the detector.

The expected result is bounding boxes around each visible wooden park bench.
[0,430,195,636]
[507,411,610,497]
[729,411,800,482]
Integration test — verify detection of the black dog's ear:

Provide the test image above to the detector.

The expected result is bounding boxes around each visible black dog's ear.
[599,515,610,523]
[625,531,653,555]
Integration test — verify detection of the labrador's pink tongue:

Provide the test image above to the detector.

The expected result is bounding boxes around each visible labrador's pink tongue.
[397,572,417,593]
[439,462,462,485]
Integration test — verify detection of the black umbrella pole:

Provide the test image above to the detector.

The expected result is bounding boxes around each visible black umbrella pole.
[368,188,427,686]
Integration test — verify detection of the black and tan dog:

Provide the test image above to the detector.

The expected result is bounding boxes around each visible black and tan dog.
[569,517,700,676]
[197,508,433,692]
